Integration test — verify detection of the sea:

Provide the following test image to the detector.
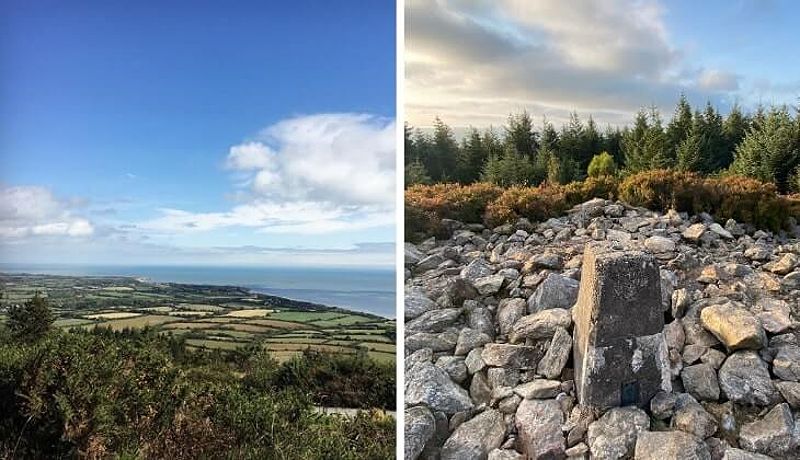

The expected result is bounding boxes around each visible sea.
[0,264,397,319]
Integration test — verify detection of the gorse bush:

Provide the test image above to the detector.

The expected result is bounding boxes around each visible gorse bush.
[405,170,800,239]
[0,328,395,459]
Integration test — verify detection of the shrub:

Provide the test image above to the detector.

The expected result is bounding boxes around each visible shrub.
[485,184,569,227]
[587,152,617,177]
[405,182,503,238]
[618,169,704,212]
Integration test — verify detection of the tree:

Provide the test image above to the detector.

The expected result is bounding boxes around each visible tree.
[587,152,617,177]
[696,102,728,172]
[676,123,703,172]
[481,146,538,186]
[456,127,489,183]
[405,160,432,186]
[730,106,800,192]
[429,117,459,181]
[558,112,588,180]
[505,111,538,158]
[666,94,693,158]
[623,107,670,173]
[7,292,54,341]
[403,123,415,164]
[723,103,750,156]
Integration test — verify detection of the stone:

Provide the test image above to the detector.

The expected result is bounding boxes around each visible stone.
[699,303,766,351]
[770,253,800,275]
[773,345,800,382]
[526,273,579,313]
[497,298,526,335]
[487,368,520,389]
[709,222,734,239]
[487,449,523,460]
[528,252,563,270]
[474,274,506,295]
[738,403,796,457]
[697,265,726,284]
[513,379,561,399]
[634,431,711,460]
[587,406,650,459]
[650,391,677,419]
[573,243,670,410]
[564,443,589,458]
[671,288,692,318]
[537,327,572,379]
[700,348,726,370]
[681,364,720,401]
[482,343,544,369]
[416,253,446,273]
[664,320,686,351]
[405,243,425,266]
[460,258,494,282]
[515,399,565,460]
[718,351,780,406]
[683,223,707,241]
[672,394,718,439]
[755,298,793,334]
[405,405,436,460]
[435,356,468,384]
[509,308,572,343]
[406,308,462,333]
[777,381,800,409]
[682,344,708,364]
[721,448,773,460]
[405,290,437,320]
[406,331,458,352]
[745,245,772,261]
[454,328,492,356]
[465,347,486,374]
[469,371,491,405]
[405,361,474,414]
[645,235,676,253]
[440,409,506,460]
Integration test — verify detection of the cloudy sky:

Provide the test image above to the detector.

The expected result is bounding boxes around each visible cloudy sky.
[1,0,396,267]
[406,0,800,129]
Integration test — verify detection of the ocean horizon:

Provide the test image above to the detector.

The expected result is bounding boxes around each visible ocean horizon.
[0,263,396,319]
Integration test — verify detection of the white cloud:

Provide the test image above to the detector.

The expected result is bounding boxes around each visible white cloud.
[229,113,396,206]
[226,142,275,171]
[148,113,396,236]
[0,185,94,238]
[405,0,744,128]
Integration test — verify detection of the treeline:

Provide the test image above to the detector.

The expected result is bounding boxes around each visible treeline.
[0,295,394,459]
[405,95,800,193]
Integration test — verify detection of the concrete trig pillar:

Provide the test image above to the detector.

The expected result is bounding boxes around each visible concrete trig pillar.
[573,243,671,411]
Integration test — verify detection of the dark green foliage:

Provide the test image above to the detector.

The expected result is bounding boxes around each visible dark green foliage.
[481,147,540,186]
[404,98,799,195]
[504,110,538,158]
[7,292,54,342]
[731,106,800,193]
[0,329,395,459]
[270,350,394,410]
[405,159,432,186]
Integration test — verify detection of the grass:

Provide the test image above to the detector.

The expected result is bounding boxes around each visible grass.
[54,318,95,328]
[246,319,307,330]
[224,308,274,318]
[185,339,247,350]
[267,311,345,322]
[90,315,179,331]
[85,312,142,320]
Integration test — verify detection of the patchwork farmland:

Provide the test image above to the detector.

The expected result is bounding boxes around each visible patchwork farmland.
[0,273,395,364]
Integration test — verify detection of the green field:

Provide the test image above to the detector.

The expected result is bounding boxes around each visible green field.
[1,273,395,365]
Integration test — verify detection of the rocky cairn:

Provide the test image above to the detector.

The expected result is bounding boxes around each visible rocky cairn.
[404,198,800,460]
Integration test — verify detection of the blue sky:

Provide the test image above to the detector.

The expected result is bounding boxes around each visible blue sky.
[406,0,800,128]
[1,0,396,267]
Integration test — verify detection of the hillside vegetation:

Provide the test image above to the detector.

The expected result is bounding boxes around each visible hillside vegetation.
[0,290,395,459]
